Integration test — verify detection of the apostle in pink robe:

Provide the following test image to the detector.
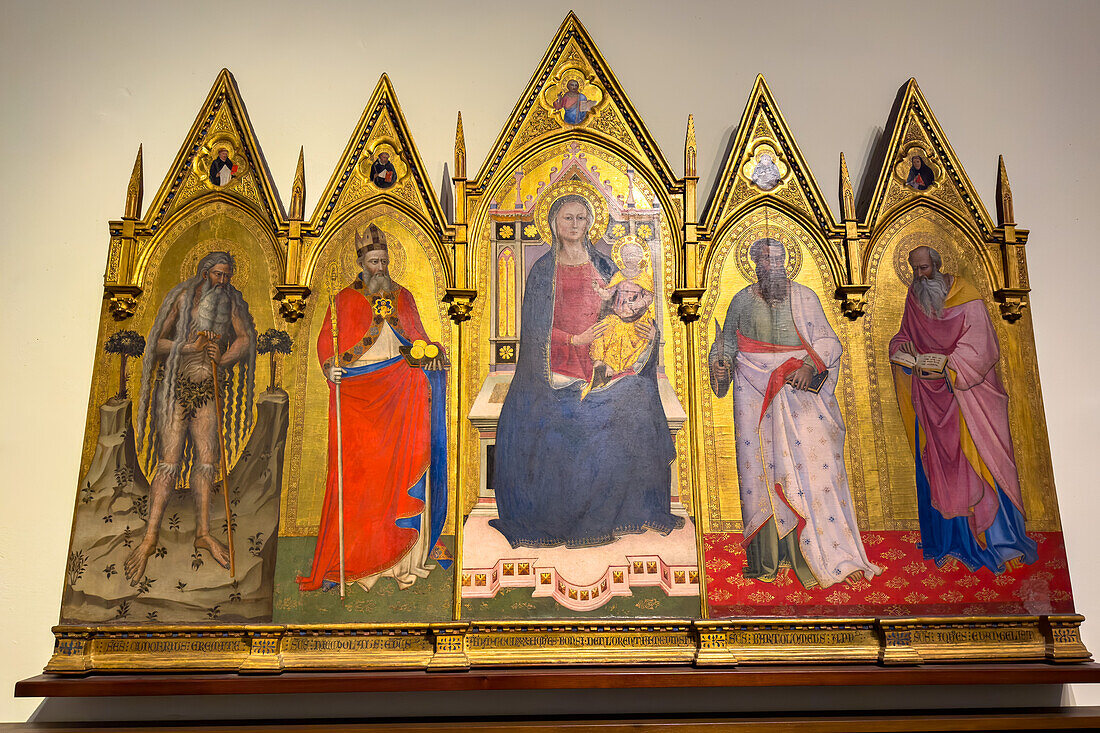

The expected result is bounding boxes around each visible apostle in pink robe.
[889,246,1036,572]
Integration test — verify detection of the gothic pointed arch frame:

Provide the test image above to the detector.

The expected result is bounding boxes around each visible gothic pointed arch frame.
[42,13,1091,678]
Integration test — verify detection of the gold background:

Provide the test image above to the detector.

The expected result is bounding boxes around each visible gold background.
[465,140,688,517]
[697,207,867,532]
[861,207,1059,530]
[279,205,454,536]
[82,202,281,477]
[694,204,1060,533]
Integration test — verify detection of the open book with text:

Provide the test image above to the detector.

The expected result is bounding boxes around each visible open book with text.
[891,350,948,377]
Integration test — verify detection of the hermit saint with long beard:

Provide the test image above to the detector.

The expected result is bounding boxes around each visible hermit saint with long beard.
[128,251,257,582]
[889,245,1037,572]
[709,237,880,589]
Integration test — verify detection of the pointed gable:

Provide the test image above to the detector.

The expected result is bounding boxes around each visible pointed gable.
[138,70,285,233]
[861,79,995,236]
[469,12,678,196]
[308,74,447,240]
[700,76,835,242]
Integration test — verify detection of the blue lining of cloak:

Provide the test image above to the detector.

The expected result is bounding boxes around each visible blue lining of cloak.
[913,414,1037,573]
[342,332,450,570]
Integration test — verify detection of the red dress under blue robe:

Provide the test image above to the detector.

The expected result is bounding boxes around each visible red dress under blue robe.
[491,247,683,548]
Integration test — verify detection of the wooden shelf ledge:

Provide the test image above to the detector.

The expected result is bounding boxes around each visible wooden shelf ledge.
[4,708,1100,732]
[16,662,1100,697]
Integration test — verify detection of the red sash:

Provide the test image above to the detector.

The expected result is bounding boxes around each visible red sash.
[737,331,825,425]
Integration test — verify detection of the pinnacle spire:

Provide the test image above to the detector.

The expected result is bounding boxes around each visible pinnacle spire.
[290,147,306,221]
[124,144,143,220]
[996,155,1014,227]
[454,112,466,179]
[685,114,697,178]
[840,152,855,222]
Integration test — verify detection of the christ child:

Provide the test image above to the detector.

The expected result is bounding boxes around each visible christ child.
[584,241,657,397]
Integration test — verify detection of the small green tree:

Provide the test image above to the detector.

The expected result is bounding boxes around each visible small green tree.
[256,328,293,392]
[105,329,145,400]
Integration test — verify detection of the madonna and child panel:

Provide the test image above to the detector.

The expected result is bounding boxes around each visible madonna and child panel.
[47,12,1086,673]
[461,144,701,619]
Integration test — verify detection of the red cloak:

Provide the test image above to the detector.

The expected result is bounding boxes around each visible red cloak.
[296,282,436,590]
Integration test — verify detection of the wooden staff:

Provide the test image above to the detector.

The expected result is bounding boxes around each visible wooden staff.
[209,340,236,578]
[329,267,346,599]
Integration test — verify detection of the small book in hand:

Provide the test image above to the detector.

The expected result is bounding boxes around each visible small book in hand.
[891,350,948,377]
[804,369,829,394]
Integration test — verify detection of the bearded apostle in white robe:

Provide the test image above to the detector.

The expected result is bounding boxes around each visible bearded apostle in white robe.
[710,238,881,589]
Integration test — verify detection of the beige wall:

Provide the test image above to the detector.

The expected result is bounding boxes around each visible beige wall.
[2,0,1098,721]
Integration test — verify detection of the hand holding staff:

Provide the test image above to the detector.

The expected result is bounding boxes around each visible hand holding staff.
[329,266,347,599]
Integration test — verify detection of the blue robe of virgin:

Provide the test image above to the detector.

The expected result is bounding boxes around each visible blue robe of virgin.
[490,245,684,549]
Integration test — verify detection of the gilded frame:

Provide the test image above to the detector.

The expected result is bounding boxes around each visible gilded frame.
[47,13,1089,675]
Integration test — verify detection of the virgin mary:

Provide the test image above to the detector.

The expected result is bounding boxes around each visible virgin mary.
[490,192,684,548]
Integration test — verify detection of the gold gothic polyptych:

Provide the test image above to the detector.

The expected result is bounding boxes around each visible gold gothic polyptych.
[50,13,1087,674]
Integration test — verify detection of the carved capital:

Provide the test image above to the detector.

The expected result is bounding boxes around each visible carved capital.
[274,285,311,323]
[104,285,142,322]
[443,288,478,324]
[835,284,872,321]
[671,288,706,324]
[994,288,1029,323]
[841,298,868,320]
[278,296,308,323]
[998,299,1028,323]
[677,301,702,323]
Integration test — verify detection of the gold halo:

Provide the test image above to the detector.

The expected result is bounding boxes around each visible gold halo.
[732,227,803,283]
[611,234,651,272]
[179,239,251,285]
[532,180,610,245]
[893,232,956,286]
[338,222,407,284]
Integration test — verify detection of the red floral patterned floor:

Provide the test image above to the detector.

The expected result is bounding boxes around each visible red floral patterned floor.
[704,531,1075,618]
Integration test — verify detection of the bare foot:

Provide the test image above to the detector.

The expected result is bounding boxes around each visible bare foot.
[124,540,156,584]
[195,534,230,569]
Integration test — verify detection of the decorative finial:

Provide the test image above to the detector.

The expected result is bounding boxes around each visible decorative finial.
[685,114,697,178]
[840,152,855,222]
[290,147,306,221]
[454,112,466,179]
[124,144,143,220]
[997,155,1014,227]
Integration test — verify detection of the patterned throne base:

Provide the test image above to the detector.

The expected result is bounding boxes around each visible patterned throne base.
[464,372,699,612]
